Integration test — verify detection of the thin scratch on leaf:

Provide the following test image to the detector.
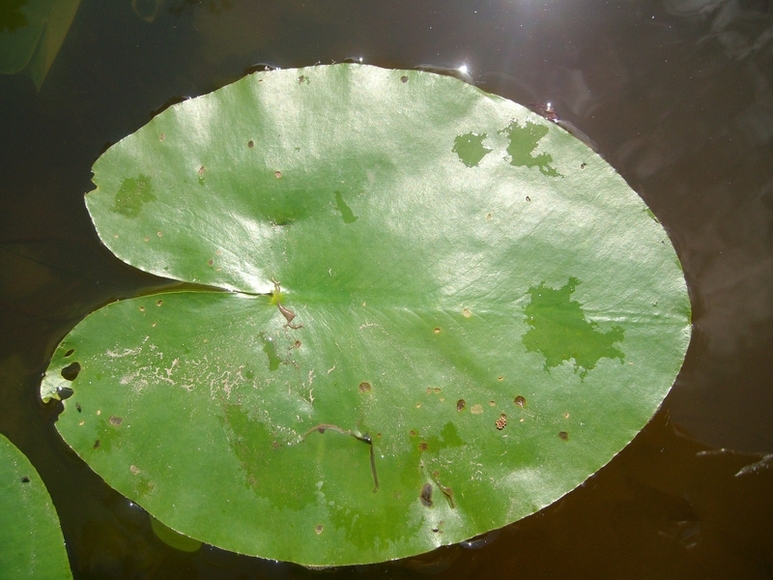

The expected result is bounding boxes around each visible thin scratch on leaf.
[106,347,142,358]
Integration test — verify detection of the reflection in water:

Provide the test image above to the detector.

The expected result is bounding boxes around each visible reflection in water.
[458,528,501,550]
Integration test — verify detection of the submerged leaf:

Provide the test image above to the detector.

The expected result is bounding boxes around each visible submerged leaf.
[41,64,691,565]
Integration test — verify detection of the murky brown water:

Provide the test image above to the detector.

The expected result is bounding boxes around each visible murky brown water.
[1,1,772,578]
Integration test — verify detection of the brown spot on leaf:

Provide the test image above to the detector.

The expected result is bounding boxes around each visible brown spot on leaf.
[418,441,428,452]
[495,414,507,430]
[248,140,254,148]
[109,415,123,426]
[315,524,323,535]
[456,399,466,412]
[274,170,282,179]
[359,381,372,393]
[558,431,569,441]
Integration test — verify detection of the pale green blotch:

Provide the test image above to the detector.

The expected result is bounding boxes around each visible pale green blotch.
[501,121,560,177]
[522,277,624,378]
[452,132,491,167]
[111,174,156,217]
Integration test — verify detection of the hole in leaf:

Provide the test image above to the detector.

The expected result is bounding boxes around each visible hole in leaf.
[558,431,569,441]
[76,402,82,412]
[20,476,30,483]
[57,387,74,400]
[433,327,441,334]
[514,395,526,407]
[61,362,81,381]
[315,525,323,535]
[248,140,254,148]
[274,171,282,179]
[64,349,74,357]
[400,75,409,83]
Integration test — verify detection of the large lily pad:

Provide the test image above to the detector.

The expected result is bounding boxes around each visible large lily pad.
[0,434,73,579]
[40,64,691,565]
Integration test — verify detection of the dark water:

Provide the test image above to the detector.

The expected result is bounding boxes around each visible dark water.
[1,1,772,578]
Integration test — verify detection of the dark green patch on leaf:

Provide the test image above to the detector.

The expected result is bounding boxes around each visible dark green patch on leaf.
[112,174,156,217]
[501,121,560,177]
[334,191,358,223]
[452,132,491,167]
[522,277,625,378]
[258,331,281,371]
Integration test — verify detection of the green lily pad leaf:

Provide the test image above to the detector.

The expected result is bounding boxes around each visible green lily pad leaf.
[40,64,691,566]
[0,434,73,579]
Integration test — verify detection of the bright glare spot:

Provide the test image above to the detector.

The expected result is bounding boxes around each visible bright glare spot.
[358,56,364,63]
[457,64,469,75]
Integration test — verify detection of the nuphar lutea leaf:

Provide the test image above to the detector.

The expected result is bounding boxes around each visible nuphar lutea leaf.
[41,64,691,566]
